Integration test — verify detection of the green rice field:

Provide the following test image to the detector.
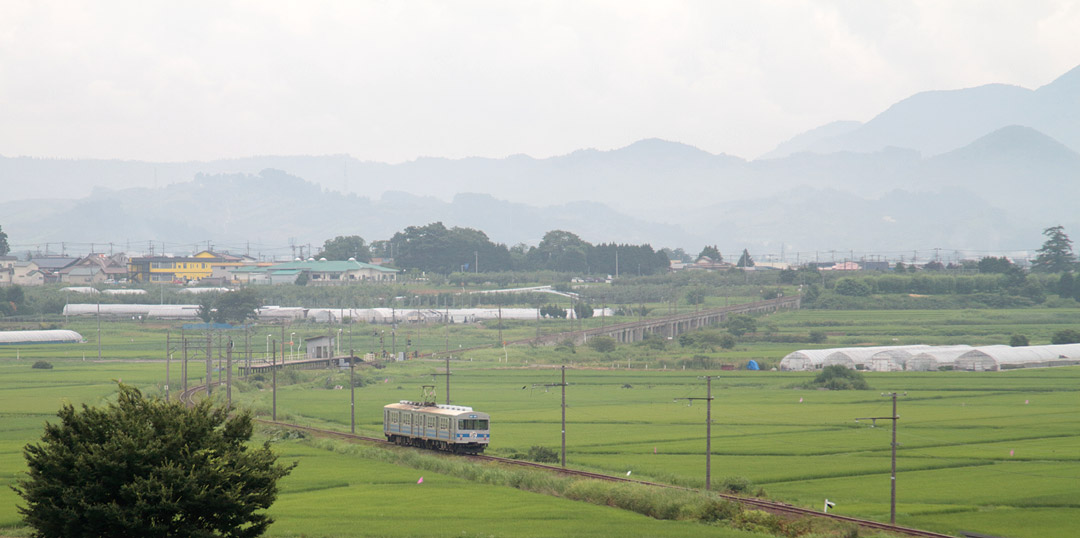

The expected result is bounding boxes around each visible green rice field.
[1,309,1079,537]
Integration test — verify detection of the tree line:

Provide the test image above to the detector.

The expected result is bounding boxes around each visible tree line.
[320,223,670,276]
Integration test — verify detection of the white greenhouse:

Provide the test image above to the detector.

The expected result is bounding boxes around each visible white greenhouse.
[905,346,974,371]
[0,330,84,345]
[778,349,835,371]
[822,345,931,371]
[955,344,1080,371]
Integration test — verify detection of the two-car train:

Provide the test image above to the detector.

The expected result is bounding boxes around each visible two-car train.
[383,400,490,454]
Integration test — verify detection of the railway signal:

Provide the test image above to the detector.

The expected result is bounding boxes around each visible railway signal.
[675,375,715,490]
[855,392,905,524]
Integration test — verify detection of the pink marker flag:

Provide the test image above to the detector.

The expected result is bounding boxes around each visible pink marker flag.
[1025,399,1029,404]
[1009,450,1015,457]
[799,397,803,403]
[654,446,657,454]
[417,477,424,484]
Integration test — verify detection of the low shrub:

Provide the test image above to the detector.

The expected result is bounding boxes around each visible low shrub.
[31,360,53,370]
[802,365,869,390]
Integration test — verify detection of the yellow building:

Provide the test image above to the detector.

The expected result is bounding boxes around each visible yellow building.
[128,251,250,283]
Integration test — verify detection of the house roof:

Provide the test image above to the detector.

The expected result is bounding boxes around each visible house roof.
[32,257,80,270]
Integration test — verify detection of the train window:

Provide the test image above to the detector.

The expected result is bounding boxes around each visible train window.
[403,414,411,425]
[458,419,489,430]
[427,416,435,428]
[439,418,448,430]
[390,411,399,424]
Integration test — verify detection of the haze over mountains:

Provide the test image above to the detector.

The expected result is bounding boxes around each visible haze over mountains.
[3,64,1079,258]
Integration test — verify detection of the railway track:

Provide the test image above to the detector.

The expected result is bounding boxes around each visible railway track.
[180,382,954,538]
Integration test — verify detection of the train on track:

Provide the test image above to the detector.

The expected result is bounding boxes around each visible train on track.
[383,400,490,454]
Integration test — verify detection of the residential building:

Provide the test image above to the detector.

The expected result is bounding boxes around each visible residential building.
[59,253,129,284]
[233,259,397,285]
[128,251,254,283]
[13,261,45,286]
[30,256,80,283]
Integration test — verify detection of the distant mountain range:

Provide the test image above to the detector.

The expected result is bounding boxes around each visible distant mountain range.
[2,64,1078,257]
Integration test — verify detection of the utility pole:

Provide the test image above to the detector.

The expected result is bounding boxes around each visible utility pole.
[97,301,101,361]
[226,339,233,408]
[349,349,355,434]
[675,376,715,490]
[560,365,566,467]
[205,332,212,398]
[856,392,903,525]
[182,329,188,396]
[165,330,171,401]
[272,340,278,421]
[530,366,569,467]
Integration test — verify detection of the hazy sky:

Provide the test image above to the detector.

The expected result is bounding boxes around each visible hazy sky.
[2,1,1078,163]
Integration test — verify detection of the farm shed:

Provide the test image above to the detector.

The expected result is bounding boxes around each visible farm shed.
[778,349,834,371]
[0,330,84,345]
[905,346,974,371]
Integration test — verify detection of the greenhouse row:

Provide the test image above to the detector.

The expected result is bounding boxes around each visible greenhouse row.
[60,304,599,324]
[780,343,1080,372]
[0,330,85,345]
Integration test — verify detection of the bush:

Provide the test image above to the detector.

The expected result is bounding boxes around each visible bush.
[719,476,753,494]
[587,335,616,353]
[1009,334,1030,347]
[1051,329,1080,345]
[804,365,869,390]
[525,446,559,463]
[808,330,827,344]
[31,361,53,370]
[733,510,784,535]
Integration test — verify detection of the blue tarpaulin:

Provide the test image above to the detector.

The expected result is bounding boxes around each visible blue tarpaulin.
[746,360,760,370]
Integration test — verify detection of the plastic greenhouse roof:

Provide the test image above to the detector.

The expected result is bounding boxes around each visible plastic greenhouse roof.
[0,330,84,344]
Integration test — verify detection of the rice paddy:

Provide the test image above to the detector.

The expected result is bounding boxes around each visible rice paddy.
[1,309,1078,537]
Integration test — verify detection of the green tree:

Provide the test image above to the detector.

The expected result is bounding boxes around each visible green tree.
[685,287,706,307]
[835,278,872,297]
[529,230,590,273]
[214,288,262,325]
[15,384,294,538]
[0,224,8,256]
[1009,334,1029,347]
[1058,272,1075,299]
[977,256,1014,274]
[196,293,217,324]
[1051,329,1080,345]
[724,314,756,337]
[1032,225,1076,273]
[316,235,371,262]
[697,245,722,261]
[736,249,754,267]
[573,303,594,319]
